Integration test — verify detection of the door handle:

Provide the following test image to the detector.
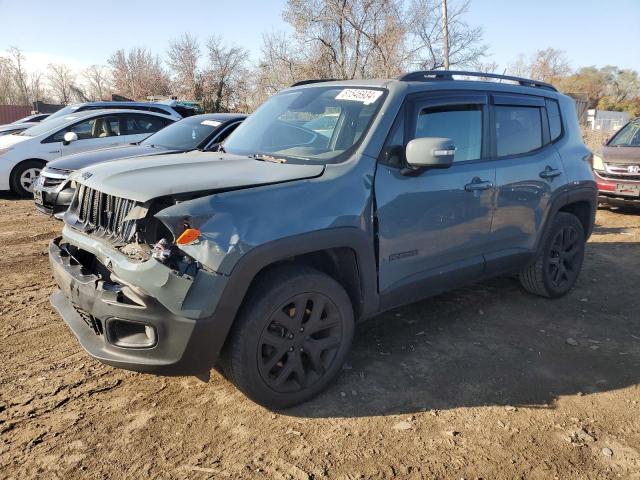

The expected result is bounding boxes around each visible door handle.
[464,177,494,192]
[539,166,562,179]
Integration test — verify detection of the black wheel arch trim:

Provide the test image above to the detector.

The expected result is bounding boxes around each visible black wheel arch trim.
[534,183,597,255]
[10,158,47,178]
[201,227,379,366]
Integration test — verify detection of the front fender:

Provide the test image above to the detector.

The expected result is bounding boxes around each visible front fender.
[154,155,378,276]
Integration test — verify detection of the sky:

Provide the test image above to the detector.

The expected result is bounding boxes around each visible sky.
[0,0,638,74]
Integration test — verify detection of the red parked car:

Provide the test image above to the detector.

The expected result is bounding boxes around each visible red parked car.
[593,117,640,207]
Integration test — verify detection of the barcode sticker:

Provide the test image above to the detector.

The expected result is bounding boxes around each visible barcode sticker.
[335,89,383,105]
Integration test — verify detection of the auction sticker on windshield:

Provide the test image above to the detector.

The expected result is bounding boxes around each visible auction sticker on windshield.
[201,120,222,127]
[335,89,383,105]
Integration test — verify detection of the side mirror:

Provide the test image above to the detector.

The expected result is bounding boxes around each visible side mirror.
[405,137,455,170]
[63,131,78,145]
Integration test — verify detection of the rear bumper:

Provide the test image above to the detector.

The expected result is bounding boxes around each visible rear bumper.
[49,236,230,374]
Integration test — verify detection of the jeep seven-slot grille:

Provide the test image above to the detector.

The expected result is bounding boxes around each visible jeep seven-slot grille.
[72,184,138,243]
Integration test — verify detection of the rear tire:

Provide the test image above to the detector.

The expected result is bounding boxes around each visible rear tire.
[222,265,354,409]
[10,160,45,197]
[520,212,585,298]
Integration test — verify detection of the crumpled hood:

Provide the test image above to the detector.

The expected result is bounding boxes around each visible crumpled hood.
[601,145,640,165]
[0,133,30,148]
[47,144,174,171]
[75,150,325,202]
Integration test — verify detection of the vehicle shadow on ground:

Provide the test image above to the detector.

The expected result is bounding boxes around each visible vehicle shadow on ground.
[0,191,21,200]
[289,241,640,418]
[598,205,640,216]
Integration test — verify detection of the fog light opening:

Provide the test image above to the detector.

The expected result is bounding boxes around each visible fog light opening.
[107,319,157,348]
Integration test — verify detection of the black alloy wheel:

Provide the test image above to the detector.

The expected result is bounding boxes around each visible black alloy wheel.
[547,225,583,289]
[257,293,343,393]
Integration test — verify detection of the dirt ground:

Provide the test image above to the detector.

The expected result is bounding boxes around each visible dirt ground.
[0,196,639,480]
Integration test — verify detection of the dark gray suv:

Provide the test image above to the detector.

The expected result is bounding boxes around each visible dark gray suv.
[48,71,597,409]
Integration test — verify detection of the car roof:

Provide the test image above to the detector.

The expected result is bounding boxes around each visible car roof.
[71,101,173,108]
[61,108,174,119]
[0,122,35,130]
[190,113,248,122]
[285,75,564,101]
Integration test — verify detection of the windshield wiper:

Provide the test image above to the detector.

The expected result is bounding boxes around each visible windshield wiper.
[251,153,288,164]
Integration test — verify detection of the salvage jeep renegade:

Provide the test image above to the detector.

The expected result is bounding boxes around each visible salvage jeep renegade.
[49,71,597,408]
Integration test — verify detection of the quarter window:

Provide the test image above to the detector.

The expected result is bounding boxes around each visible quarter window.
[546,99,562,141]
[415,105,482,162]
[125,114,168,135]
[495,106,542,157]
[380,110,405,167]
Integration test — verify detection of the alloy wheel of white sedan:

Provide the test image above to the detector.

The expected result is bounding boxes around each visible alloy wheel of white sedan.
[20,167,42,192]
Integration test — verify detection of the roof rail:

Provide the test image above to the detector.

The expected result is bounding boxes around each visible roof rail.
[290,79,337,87]
[397,70,557,92]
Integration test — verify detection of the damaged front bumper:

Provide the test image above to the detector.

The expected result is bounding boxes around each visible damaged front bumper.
[49,228,231,374]
[33,171,75,219]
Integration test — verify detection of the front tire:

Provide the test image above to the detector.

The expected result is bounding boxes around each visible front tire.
[520,212,586,298]
[10,160,45,197]
[222,265,355,409]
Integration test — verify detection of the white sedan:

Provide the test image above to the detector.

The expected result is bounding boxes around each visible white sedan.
[0,109,173,196]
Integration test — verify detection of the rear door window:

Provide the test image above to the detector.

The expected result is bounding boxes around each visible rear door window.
[124,114,169,135]
[495,106,543,157]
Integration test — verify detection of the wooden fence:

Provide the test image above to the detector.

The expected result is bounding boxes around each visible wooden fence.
[0,105,33,124]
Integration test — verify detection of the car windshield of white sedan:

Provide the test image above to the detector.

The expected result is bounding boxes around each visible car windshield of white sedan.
[45,105,81,121]
[18,114,84,137]
[223,86,386,163]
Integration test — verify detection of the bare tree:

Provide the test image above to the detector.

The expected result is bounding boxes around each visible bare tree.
[4,47,43,105]
[508,48,570,83]
[283,0,407,80]
[29,70,46,104]
[204,36,249,112]
[6,47,30,104]
[47,63,76,104]
[83,65,112,100]
[604,67,640,103]
[528,47,571,83]
[256,31,305,96]
[167,33,202,100]
[108,47,170,100]
[507,53,529,78]
[0,56,19,104]
[408,0,486,70]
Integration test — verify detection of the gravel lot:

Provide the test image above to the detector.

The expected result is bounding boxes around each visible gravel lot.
[1,196,639,479]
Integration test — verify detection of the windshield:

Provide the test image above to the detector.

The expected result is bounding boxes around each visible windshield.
[46,105,81,122]
[609,120,640,147]
[18,113,87,137]
[142,116,220,150]
[224,86,386,163]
